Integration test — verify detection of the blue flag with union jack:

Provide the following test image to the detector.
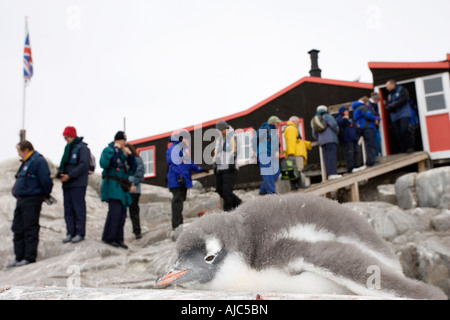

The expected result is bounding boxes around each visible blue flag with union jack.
[23,22,33,81]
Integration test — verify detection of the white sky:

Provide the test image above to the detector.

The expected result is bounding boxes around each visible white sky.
[1,0,450,167]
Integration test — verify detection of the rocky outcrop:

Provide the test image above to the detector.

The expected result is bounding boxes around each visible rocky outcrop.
[395,166,450,210]
[344,202,450,297]
[395,173,417,209]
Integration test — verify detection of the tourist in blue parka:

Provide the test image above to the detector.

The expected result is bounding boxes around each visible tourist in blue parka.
[100,131,136,249]
[251,116,282,195]
[167,132,207,240]
[353,98,378,167]
[8,140,53,268]
[386,79,414,153]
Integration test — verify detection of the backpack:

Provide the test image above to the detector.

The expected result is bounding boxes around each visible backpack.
[280,157,299,181]
[311,115,327,133]
[69,141,96,174]
[88,148,96,174]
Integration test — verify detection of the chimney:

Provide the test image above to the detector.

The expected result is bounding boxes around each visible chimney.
[308,49,322,78]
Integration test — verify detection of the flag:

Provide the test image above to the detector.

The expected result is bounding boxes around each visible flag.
[23,19,33,82]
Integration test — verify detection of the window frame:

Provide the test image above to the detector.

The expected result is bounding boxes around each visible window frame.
[235,127,257,165]
[136,145,156,178]
[423,75,447,113]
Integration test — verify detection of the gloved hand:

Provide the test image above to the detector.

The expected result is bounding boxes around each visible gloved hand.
[386,103,400,112]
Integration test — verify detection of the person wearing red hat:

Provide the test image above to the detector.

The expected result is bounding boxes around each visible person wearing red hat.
[58,126,91,244]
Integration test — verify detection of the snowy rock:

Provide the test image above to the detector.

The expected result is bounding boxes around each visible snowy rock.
[376,184,397,205]
[191,180,205,191]
[395,172,418,209]
[344,202,435,240]
[416,166,450,209]
[395,232,450,297]
[431,210,450,231]
[344,202,449,297]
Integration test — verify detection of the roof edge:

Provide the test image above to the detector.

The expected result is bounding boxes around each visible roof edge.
[129,77,372,145]
[369,54,450,70]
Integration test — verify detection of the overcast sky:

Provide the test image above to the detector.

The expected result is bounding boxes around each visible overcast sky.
[1,0,450,167]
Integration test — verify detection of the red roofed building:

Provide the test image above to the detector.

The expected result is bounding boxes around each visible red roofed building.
[369,54,450,162]
[130,51,373,188]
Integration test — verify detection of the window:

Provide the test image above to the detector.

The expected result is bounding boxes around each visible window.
[137,146,156,178]
[424,76,447,112]
[235,128,256,165]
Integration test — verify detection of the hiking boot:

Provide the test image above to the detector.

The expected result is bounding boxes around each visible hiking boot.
[15,260,32,267]
[135,233,142,240]
[62,235,73,243]
[117,242,128,249]
[103,240,119,248]
[71,235,84,243]
[6,260,21,268]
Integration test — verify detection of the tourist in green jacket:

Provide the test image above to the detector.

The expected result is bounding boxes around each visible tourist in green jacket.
[100,131,136,249]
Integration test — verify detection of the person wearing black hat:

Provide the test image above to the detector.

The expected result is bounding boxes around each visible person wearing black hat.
[99,131,136,249]
[212,120,242,211]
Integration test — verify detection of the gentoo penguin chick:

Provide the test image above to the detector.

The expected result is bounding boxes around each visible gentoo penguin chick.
[155,193,447,300]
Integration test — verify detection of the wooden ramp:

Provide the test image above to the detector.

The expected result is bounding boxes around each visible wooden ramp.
[299,151,430,201]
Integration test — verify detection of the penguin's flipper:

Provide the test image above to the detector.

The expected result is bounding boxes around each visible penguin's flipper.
[267,238,447,300]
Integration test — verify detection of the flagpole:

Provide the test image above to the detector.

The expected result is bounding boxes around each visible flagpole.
[21,71,27,141]
[20,16,28,142]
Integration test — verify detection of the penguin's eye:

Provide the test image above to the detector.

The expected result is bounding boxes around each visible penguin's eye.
[204,255,216,263]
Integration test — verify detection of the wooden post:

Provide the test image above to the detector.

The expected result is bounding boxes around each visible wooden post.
[417,159,426,173]
[351,182,360,202]
[319,145,327,182]
[19,129,26,142]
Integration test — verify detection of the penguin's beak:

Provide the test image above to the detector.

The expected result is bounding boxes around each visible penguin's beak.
[155,269,188,286]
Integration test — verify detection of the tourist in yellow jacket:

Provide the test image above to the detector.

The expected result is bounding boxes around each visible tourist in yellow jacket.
[284,116,312,189]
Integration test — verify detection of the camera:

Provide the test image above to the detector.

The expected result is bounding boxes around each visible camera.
[44,195,57,205]
[177,177,186,188]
